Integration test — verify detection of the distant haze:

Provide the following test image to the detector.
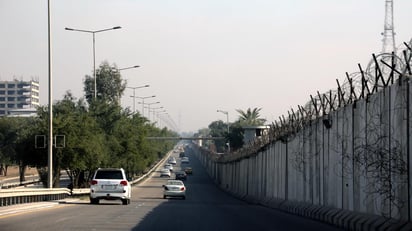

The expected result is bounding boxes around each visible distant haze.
[1,0,411,132]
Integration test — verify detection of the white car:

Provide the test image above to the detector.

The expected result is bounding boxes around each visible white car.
[168,157,177,165]
[181,157,189,164]
[164,163,173,172]
[89,168,131,205]
[163,180,186,199]
[160,168,171,177]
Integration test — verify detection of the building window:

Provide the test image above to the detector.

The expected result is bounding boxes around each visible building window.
[8,84,15,88]
[0,104,5,108]
[7,90,15,95]
[8,97,15,101]
[0,97,4,101]
[7,104,15,108]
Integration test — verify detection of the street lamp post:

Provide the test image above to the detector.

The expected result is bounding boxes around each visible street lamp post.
[127,85,149,113]
[217,109,230,153]
[47,0,53,188]
[116,65,140,71]
[65,26,121,98]
[154,109,166,125]
[157,112,168,128]
[141,101,160,120]
[112,65,142,107]
[132,95,155,116]
[150,107,164,121]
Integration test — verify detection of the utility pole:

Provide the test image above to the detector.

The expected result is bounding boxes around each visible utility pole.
[382,0,396,54]
[217,110,230,153]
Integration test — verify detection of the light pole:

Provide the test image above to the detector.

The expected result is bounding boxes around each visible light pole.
[65,26,121,98]
[141,101,160,120]
[157,112,168,128]
[150,107,164,121]
[154,109,166,126]
[47,0,53,188]
[116,65,140,71]
[114,65,141,106]
[132,95,155,116]
[127,85,149,113]
[217,109,230,153]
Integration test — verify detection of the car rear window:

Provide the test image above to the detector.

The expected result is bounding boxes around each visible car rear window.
[168,181,183,185]
[95,170,123,179]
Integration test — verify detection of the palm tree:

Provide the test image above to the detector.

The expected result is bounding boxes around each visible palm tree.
[236,107,266,126]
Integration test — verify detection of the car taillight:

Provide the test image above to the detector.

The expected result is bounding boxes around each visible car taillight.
[90,180,98,185]
[120,180,128,186]
[180,187,185,191]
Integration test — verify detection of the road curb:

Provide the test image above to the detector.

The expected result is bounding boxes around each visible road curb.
[220,185,412,231]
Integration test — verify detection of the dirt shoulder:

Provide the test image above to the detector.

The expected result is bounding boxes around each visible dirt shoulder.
[0,166,38,179]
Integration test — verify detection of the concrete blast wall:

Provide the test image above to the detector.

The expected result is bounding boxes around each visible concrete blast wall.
[193,79,412,229]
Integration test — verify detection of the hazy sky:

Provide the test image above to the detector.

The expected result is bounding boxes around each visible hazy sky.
[1,0,411,132]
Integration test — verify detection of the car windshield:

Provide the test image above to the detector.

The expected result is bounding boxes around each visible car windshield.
[167,181,183,185]
[95,170,123,179]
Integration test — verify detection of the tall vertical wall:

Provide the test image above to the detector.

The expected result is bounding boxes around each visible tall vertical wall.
[194,79,411,223]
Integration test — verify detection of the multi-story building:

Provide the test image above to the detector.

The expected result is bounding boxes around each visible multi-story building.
[0,80,40,116]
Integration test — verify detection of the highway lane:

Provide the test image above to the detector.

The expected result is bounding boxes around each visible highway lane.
[0,146,343,231]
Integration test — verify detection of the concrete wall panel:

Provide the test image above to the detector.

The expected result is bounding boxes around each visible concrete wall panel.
[196,78,411,222]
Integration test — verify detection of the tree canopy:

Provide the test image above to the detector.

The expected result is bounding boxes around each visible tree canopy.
[202,107,267,153]
[236,107,266,126]
[0,62,178,188]
[84,61,126,105]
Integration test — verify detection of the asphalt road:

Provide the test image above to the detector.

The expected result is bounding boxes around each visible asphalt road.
[0,146,343,231]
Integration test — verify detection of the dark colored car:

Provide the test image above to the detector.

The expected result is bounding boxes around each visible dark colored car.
[175,171,187,181]
[179,152,185,158]
[184,167,193,175]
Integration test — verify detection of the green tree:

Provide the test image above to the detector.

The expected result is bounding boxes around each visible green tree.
[55,93,107,187]
[0,117,21,176]
[227,121,244,150]
[84,61,126,105]
[33,92,108,187]
[208,120,228,153]
[236,107,266,126]
[14,117,39,182]
[8,61,181,188]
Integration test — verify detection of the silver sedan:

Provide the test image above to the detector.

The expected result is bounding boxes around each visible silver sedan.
[163,180,186,199]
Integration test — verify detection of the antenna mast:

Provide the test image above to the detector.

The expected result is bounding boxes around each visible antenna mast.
[382,0,396,54]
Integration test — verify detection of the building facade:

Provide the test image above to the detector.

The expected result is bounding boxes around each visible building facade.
[0,80,40,116]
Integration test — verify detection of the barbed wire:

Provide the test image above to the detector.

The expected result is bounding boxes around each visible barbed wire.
[210,40,412,218]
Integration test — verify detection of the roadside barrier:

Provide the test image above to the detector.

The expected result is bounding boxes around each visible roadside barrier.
[0,150,173,207]
[0,188,70,206]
